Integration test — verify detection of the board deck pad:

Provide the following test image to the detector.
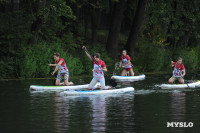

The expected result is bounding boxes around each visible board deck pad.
[111,74,145,82]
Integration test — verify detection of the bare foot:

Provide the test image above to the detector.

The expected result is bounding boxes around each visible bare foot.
[107,86,112,90]
[69,82,74,85]
[101,86,112,90]
[60,82,65,85]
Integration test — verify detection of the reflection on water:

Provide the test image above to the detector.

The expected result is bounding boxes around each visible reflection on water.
[168,92,186,133]
[91,96,106,132]
[0,74,200,133]
[170,92,186,121]
[52,94,135,133]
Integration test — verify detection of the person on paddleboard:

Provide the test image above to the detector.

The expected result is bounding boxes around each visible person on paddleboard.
[168,57,186,84]
[82,46,111,90]
[119,50,134,76]
[48,52,73,86]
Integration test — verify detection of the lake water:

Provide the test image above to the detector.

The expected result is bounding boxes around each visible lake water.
[0,74,200,133]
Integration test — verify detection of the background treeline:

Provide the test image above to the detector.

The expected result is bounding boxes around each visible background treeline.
[1,0,200,79]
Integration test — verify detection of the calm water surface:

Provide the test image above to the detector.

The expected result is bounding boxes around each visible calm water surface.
[0,74,200,133]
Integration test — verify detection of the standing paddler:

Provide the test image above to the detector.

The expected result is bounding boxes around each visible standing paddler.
[82,46,111,90]
[168,57,186,84]
[119,50,134,76]
[48,52,73,86]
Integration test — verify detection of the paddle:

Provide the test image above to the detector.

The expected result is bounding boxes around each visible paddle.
[168,57,189,88]
[47,59,56,85]
[83,48,117,87]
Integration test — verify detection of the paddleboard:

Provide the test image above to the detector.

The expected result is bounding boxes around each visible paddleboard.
[111,74,145,82]
[30,83,100,91]
[160,80,200,89]
[60,87,134,96]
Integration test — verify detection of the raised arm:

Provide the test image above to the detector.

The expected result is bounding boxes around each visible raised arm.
[82,46,93,61]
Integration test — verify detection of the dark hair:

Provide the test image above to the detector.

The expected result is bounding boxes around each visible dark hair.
[94,53,100,58]
[53,52,60,57]
[177,57,182,61]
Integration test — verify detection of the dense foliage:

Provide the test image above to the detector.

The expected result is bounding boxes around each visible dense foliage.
[0,0,200,79]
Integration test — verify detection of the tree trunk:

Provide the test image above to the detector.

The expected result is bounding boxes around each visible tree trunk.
[125,0,147,56]
[106,0,127,58]
[5,0,12,12]
[178,18,191,47]
[164,0,177,47]
[183,30,190,47]
[83,5,89,43]
[13,0,19,11]
[28,17,43,45]
[91,7,100,46]
[28,0,46,45]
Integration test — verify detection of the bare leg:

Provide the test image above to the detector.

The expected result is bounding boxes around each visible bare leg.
[63,75,74,86]
[178,78,185,84]
[126,71,129,76]
[64,79,74,86]
[121,69,128,76]
[55,74,61,86]
[129,69,134,76]
[56,81,73,86]
[168,77,175,84]
[55,80,60,86]
[60,82,65,85]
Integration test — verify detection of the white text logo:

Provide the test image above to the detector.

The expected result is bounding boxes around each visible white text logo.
[167,122,193,127]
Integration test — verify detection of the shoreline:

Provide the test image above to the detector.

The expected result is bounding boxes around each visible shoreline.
[0,72,171,81]
[1,70,198,81]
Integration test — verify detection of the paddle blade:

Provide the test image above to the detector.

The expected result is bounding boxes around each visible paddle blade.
[109,78,117,87]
